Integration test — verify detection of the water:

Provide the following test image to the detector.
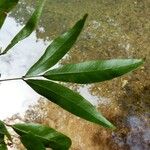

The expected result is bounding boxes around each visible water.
[0,16,49,119]
[0,0,149,149]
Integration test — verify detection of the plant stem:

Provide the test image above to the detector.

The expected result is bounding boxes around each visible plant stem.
[0,77,23,82]
[0,75,43,82]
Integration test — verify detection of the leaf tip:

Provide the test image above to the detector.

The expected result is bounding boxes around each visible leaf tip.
[129,58,144,70]
[110,124,116,130]
[0,52,5,56]
[135,58,144,68]
[138,58,144,63]
[142,57,146,62]
[83,13,88,21]
[105,121,116,130]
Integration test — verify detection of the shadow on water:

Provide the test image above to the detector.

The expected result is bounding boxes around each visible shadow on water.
[112,84,150,149]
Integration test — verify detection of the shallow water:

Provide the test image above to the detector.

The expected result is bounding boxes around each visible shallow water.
[0,0,149,149]
[0,16,50,119]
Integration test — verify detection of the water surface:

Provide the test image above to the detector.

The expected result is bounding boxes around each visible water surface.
[0,0,149,149]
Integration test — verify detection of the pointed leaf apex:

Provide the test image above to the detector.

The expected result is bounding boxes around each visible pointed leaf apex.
[83,13,88,20]
[25,14,88,76]
[143,57,146,61]
[134,58,144,66]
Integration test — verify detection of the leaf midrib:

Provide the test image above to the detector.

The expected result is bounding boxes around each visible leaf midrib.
[32,27,80,74]
[13,126,67,147]
[46,61,139,76]
[28,80,103,122]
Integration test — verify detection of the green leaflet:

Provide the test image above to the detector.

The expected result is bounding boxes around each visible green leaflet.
[20,133,46,150]
[13,123,71,150]
[0,134,4,142]
[0,121,11,141]
[0,0,46,55]
[0,0,19,29]
[25,14,88,77]
[0,134,7,150]
[0,0,19,12]
[0,121,10,150]
[0,142,7,150]
[0,11,7,29]
[44,59,144,84]
[25,79,115,129]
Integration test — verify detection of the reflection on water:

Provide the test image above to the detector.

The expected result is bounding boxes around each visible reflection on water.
[77,85,111,106]
[126,116,150,150]
[0,16,50,119]
[0,80,39,119]
[1,0,150,149]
